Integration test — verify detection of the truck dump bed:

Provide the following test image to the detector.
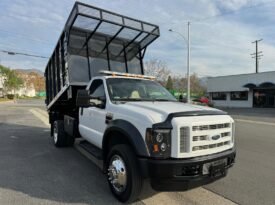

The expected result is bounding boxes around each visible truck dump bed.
[45,2,160,110]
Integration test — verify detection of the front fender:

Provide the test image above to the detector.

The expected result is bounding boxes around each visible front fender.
[102,119,150,157]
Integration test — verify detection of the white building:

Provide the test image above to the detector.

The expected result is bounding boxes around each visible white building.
[14,86,36,97]
[0,75,5,97]
[0,74,36,97]
[207,71,275,108]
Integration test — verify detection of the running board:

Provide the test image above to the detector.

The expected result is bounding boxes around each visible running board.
[75,139,103,170]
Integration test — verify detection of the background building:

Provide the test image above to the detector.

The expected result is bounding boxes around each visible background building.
[207,71,275,108]
[0,70,38,98]
[0,75,4,97]
[13,85,36,97]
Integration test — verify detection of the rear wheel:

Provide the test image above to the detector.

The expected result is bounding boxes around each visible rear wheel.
[107,144,143,203]
[52,120,75,147]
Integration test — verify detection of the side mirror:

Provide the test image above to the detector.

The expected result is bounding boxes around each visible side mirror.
[76,90,90,108]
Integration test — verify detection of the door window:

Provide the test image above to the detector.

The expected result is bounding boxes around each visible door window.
[89,80,106,98]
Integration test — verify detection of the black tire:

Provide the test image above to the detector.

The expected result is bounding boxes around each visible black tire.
[66,132,75,147]
[52,120,75,147]
[106,144,143,203]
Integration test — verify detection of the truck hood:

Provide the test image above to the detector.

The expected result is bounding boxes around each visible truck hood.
[117,101,222,123]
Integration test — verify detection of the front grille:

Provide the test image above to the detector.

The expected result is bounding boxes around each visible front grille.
[221,132,230,137]
[180,127,189,152]
[192,123,230,131]
[180,122,232,155]
[193,135,207,141]
[192,141,231,151]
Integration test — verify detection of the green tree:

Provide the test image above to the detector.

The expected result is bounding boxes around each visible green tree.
[170,73,206,97]
[0,65,23,96]
[0,65,9,95]
[5,70,23,92]
[166,75,173,90]
[190,73,206,96]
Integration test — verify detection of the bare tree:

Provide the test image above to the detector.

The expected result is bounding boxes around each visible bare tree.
[171,73,206,96]
[144,59,171,84]
[189,73,206,96]
[144,60,206,96]
[16,71,45,92]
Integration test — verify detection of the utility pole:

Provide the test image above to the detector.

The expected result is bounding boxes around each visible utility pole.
[251,39,263,73]
[187,22,191,103]
[169,21,191,103]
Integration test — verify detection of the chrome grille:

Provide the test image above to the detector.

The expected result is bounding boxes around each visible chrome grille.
[180,127,189,152]
[193,135,207,141]
[192,141,231,151]
[180,122,232,154]
[193,123,230,131]
[221,132,231,137]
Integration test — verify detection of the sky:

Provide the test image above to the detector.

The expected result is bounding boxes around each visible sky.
[0,0,275,77]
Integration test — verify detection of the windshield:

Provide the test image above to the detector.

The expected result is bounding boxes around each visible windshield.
[106,78,177,102]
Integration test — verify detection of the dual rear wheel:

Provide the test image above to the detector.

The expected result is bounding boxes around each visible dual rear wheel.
[52,120,75,147]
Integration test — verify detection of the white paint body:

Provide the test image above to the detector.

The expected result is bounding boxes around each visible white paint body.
[79,76,234,159]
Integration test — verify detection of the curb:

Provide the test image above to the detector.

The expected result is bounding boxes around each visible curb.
[0,100,14,104]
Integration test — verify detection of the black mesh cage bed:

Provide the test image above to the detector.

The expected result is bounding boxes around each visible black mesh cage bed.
[66,2,160,78]
[45,2,160,108]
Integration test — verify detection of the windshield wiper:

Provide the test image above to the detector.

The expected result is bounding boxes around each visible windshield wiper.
[114,98,146,102]
[152,99,175,102]
[113,98,176,103]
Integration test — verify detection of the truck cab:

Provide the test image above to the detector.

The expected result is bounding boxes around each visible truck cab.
[45,2,235,203]
[67,72,235,202]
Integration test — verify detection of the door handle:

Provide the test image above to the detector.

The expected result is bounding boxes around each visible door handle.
[105,113,113,124]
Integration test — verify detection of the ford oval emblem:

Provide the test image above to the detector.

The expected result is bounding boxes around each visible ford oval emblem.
[212,135,220,140]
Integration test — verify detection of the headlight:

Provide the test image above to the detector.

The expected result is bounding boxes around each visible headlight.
[156,133,164,143]
[146,128,171,158]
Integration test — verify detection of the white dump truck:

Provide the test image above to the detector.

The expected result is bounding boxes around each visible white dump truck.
[45,2,236,203]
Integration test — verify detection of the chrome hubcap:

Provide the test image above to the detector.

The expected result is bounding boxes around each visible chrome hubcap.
[53,123,58,143]
[108,155,127,193]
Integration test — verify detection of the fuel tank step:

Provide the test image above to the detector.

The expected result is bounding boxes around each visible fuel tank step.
[75,139,103,170]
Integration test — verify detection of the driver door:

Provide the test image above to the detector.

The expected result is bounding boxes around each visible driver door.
[79,79,107,148]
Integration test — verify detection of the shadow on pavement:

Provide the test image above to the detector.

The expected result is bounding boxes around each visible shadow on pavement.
[0,122,136,205]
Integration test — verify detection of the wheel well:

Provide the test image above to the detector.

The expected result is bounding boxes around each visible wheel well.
[103,130,136,162]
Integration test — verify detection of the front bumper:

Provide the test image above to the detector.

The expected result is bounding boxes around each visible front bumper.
[138,149,236,191]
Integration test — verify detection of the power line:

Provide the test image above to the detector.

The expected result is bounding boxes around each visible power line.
[0,44,50,57]
[0,49,49,59]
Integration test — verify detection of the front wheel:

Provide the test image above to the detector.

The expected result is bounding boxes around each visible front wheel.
[106,144,143,203]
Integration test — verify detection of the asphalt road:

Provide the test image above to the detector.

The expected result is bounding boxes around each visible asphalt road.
[219,107,275,123]
[0,100,274,205]
[205,116,275,205]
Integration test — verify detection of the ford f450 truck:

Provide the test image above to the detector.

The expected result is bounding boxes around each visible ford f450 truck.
[45,2,236,203]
